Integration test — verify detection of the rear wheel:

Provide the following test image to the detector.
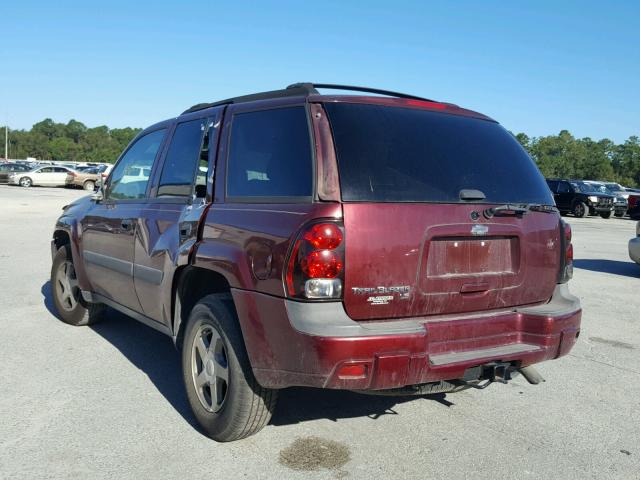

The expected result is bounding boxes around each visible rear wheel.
[51,245,105,326]
[600,210,612,219]
[182,294,278,442]
[19,177,32,188]
[573,201,587,218]
[614,211,624,217]
[83,180,95,191]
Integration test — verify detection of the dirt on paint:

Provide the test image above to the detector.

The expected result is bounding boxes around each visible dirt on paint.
[279,436,351,472]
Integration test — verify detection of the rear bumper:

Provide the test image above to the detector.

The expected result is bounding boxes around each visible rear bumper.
[234,284,581,390]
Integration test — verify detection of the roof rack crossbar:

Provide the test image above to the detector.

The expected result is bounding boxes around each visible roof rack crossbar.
[182,82,436,114]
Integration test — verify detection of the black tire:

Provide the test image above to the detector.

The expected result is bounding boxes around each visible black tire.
[19,176,32,188]
[83,180,95,191]
[51,245,105,326]
[181,294,277,442]
[614,211,624,218]
[573,201,587,218]
[600,210,612,219]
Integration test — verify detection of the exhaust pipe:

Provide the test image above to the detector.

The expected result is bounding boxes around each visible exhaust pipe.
[519,366,545,385]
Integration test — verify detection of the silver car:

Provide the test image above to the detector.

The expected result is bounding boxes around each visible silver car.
[630,222,640,264]
[8,165,75,188]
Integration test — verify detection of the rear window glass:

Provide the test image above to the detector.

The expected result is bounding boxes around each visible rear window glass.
[324,103,553,204]
[226,107,312,199]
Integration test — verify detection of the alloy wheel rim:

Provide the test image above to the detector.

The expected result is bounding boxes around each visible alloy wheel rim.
[55,260,80,311]
[191,324,229,413]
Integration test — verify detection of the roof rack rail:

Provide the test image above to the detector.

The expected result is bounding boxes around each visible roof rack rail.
[182,82,435,114]
[287,83,436,102]
[181,84,318,114]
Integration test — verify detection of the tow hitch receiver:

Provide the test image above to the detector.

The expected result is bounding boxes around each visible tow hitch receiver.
[458,362,517,390]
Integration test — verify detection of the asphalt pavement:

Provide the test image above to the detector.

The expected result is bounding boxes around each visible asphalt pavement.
[0,185,638,480]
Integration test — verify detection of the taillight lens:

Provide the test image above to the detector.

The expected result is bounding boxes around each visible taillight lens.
[303,223,343,249]
[564,221,572,243]
[286,220,345,299]
[559,220,573,283]
[301,250,343,278]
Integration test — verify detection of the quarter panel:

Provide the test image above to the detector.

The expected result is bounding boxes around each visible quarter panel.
[194,203,343,295]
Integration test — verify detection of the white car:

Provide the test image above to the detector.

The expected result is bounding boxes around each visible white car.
[9,165,75,188]
[630,222,640,264]
[120,165,152,184]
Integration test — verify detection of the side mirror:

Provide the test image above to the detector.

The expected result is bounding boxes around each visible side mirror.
[91,189,103,202]
[91,179,104,201]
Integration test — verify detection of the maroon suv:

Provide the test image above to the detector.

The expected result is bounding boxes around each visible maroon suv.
[50,83,581,441]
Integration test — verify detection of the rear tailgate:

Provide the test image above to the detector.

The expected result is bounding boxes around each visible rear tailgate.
[323,100,560,321]
[343,203,560,320]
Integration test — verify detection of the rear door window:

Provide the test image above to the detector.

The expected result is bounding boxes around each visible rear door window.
[324,103,553,204]
[158,119,206,197]
[226,106,312,201]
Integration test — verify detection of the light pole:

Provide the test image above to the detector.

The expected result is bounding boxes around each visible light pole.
[4,125,7,161]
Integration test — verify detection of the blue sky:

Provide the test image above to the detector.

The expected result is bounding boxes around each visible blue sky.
[1,1,638,142]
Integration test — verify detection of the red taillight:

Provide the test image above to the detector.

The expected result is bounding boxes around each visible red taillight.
[303,223,343,250]
[285,220,345,299]
[301,250,343,278]
[559,220,573,283]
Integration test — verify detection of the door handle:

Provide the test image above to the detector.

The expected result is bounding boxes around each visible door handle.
[179,222,193,242]
[121,219,134,231]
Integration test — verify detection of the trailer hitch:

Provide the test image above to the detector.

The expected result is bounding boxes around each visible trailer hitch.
[457,362,517,389]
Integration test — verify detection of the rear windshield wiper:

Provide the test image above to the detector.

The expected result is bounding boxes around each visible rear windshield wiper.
[484,203,557,218]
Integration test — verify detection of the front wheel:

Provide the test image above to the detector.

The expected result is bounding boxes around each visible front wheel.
[573,201,587,218]
[19,177,32,188]
[182,294,278,442]
[600,211,612,219]
[51,245,105,326]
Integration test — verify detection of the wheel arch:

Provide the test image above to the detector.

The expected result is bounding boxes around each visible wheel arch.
[53,229,71,250]
[52,220,92,292]
[172,265,236,349]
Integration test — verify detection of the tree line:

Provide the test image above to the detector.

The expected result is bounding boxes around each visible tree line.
[2,119,639,187]
[515,131,640,187]
[2,119,140,165]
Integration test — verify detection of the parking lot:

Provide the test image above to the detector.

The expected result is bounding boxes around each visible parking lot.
[0,185,638,480]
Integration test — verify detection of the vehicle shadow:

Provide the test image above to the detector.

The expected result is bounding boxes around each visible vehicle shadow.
[41,281,453,431]
[41,280,200,430]
[41,280,57,317]
[271,388,453,427]
[574,259,640,278]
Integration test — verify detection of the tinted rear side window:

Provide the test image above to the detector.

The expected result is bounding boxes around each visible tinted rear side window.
[226,107,312,200]
[324,103,553,204]
[158,119,205,197]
